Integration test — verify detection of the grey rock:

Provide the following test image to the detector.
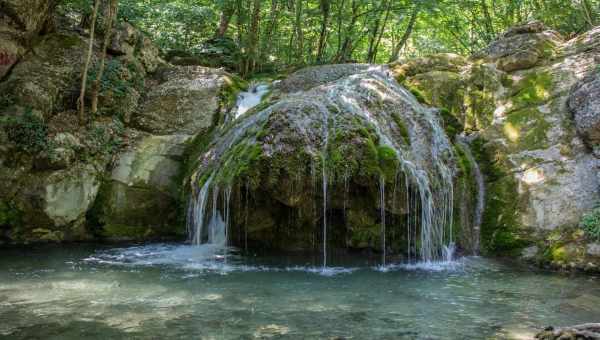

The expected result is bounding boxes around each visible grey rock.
[569,73,600,148]
[587,243,600,257]
[134,66,234,135]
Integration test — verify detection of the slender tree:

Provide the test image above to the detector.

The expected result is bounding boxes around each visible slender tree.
[389,4,419,62]
[78,0,100,124]
[316,0,331,62]
[91,0,119,115]
[215,0,236,38]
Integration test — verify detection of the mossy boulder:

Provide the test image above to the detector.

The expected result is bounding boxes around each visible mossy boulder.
[569,72,600,153]
[0,32,89,117]
[0,0,56,78]
[92,134,191,240]
[187,65,461,256]
[109,22,164,74]
[475,21,562,72]
[0,164,101,243]
[133,66,245,135]
[390,53,467,81]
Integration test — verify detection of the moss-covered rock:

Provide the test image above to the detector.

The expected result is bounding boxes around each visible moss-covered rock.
[133,66,245,135]
[186,65,459,257]
[0,32,90,117]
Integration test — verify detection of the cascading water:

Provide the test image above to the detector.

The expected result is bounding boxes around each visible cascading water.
[456,134,485,254]
[187,65,458,266]
[380,176,386,266]
[236,82,270,118]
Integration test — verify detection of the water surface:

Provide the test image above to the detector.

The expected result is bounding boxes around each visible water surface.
[0,243,598,339]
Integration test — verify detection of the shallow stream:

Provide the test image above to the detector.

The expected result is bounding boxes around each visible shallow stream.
[0,244,598,339]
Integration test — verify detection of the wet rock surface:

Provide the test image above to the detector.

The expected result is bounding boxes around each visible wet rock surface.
[569,72,600,153]
[536,323,600,340]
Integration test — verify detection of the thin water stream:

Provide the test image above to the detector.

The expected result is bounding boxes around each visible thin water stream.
[0,244,598,339]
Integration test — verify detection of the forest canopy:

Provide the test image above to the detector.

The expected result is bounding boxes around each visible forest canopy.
[59,0,600,76]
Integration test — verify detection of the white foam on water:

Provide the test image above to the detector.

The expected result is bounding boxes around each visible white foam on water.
[236,83,270,118]
[83,244,359,276]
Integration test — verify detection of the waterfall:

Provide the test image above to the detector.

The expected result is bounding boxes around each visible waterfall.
[186,175,230,250]
[187,175,213,245]
[456,134,485,254]
[380,176,386,266]
[187,65,458,263]
[236,83,270,118]
[322,164,328,268]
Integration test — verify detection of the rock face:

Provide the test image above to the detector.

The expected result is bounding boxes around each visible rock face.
[0,32,88,116]
[569,72,600,153]
[93,67,244,240]
[0,5,175,243]
[392,21,600,269]
[536,323,600,340]
[0,0,56,78]
[109,22,164,74]
[477,21,562,72]
[133,66,240,134]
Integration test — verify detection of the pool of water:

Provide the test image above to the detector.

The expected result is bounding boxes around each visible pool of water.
[0,243,598,339]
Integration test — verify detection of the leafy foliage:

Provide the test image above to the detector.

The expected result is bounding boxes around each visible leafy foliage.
[60,0,600,76]
[580,208,600,241]
[1,110,49,154]
[88,59,144,97]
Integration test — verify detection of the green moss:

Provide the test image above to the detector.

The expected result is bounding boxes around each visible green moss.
[511,71,553,109]
[549,245,568,262]
[470,138,531,255]
[440,108,462,139]
[464,89,495,131]
[102,224,150,239]
[503,107,551,151]
[0,200,20,229]
[377,145,399,181]
[219,74,248,112]
[391,112,410,145]
[216,142,264,186]
[407,85,428,104]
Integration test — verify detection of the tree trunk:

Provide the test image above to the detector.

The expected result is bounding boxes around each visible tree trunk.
[260,0,280,61]
[246,0,261,74]
[388,4,419,63]
[480,0,495,42]
[334,0,359,63]
[316,0,331,63]
[581,0,596,28]
[367,0,391,63]
[91,0,118,115]
[215,0,235,38]
[78,0,100,125]
[294,0,304,64]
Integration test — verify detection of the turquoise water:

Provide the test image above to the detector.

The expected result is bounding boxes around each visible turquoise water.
[0,243,598,339]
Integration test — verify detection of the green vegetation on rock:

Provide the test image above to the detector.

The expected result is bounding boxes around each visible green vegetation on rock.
[580,208,600,241]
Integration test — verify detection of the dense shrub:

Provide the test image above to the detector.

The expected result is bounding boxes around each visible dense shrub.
[580,208,600,241]
[1,110,49,154]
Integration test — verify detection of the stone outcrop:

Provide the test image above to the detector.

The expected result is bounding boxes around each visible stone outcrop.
[109,22,164,74]
[133,66,240,134]
[92,66,244,240]
[392,21,600,269]
[0,7,173,243]
[536,323,600,339]
[0,32,89,116]
[569,72,600,154]
[186,65,467,256]
[0,0,56,79]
